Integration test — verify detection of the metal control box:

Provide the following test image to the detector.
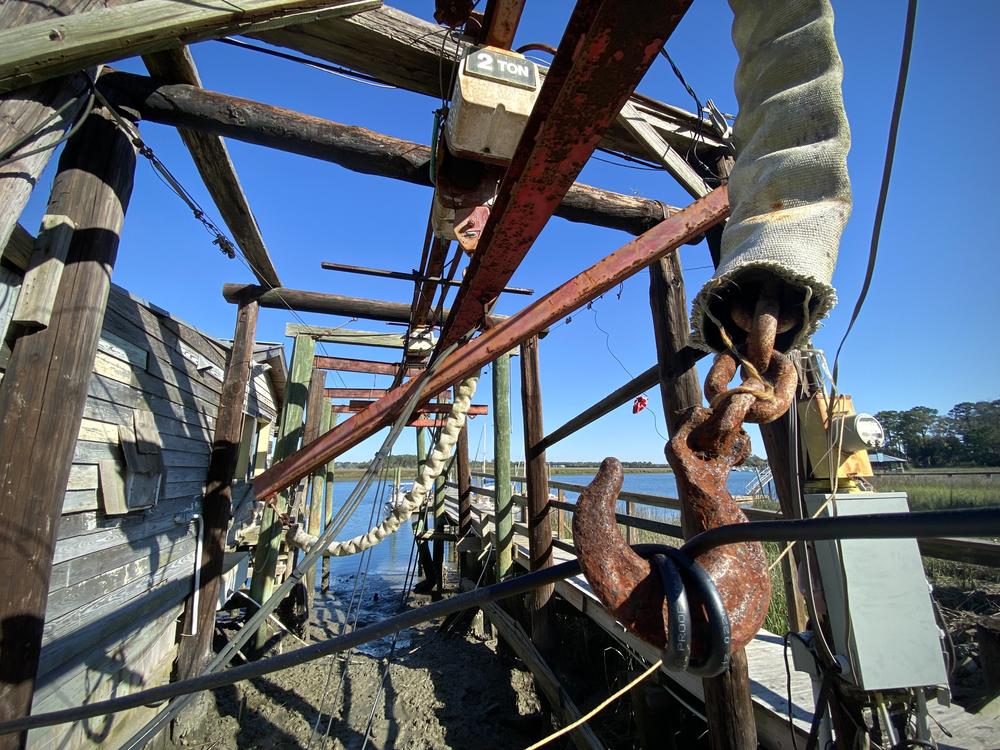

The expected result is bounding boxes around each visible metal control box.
[445,45,540,162]
[804,492,948,691]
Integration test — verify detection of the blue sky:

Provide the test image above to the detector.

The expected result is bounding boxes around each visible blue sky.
[22,0,1000,464]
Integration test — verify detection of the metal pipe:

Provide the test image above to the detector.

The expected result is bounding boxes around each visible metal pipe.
[252,186,730,501]
[184,514,204,637]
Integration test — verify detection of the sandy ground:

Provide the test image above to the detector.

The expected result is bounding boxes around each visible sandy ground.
[180,578,550,750]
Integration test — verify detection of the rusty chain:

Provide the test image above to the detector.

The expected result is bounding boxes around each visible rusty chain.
[574,290,799,675]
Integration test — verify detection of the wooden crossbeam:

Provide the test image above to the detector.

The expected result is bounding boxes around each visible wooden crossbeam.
[250,5,724,165]
[104,72,675,236]
[314,355,422,377]
[142,47,281,288]
[0,0,379,94]
[284,323,406,348]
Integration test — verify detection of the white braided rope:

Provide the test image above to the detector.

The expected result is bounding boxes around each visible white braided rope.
[285,373,480,557]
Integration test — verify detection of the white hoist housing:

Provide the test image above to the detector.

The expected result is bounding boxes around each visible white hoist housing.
[445,45,540,163]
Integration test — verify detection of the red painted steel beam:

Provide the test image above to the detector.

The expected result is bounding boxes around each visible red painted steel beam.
[409,418,449,429]
[480,0,526,49]
[313,355,424,378]
[435,0,693,352]
[348,399,488,415]
[253,187,728,501]
[324,387,453,400]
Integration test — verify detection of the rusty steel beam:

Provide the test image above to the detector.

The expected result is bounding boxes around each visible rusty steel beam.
[480,0,526,49]
[409,418,449,429]
[313,355,424,378]
[252,186,728,501]
[324,387,454,400]
[435,0,692,351]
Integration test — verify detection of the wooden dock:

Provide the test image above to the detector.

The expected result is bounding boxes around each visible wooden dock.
[445,491,998,750]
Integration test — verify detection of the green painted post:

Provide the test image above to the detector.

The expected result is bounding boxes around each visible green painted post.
[249,333,314,651]
[493,351,513,580]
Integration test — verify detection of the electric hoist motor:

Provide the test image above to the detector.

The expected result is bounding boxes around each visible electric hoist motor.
[445,45,540,163]
[431,46,541,246]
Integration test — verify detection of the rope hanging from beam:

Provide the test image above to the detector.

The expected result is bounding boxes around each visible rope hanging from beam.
[285,372,480,556]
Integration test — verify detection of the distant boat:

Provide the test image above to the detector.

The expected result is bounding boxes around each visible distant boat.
[384,482,412,516]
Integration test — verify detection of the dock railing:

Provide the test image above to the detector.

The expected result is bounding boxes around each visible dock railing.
[450,472,1000,570]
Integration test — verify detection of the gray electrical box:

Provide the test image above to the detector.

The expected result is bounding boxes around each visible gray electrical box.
[804,492,948,691]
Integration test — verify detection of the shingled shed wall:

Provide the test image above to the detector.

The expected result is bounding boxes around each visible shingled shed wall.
[0,253,278,749]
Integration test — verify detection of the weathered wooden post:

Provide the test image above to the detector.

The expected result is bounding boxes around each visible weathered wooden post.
[492,351,514,580]
[413,426,436,592]
[520,335,555,654]
[303,368,328,605]
[248,332,314,652]
[649,255,757,750]
[0,102,136,748]
[455,407,473,578]
[176,297,259,686]
[432,391,451,598]
[557,488,567,540]
[320,407,338,594]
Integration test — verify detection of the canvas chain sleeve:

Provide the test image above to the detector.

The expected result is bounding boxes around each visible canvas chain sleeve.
[691,0,852,351]
[285,373,479,557]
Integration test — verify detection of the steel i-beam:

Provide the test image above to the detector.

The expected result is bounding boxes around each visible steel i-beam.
[253,187,728,501]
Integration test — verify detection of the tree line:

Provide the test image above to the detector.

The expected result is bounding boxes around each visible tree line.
[875,400,999,467]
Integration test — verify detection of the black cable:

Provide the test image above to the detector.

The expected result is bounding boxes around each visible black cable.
[831,0,918,386]
[9,507,999,735]
[217,38,392,87]
[682,507,1000,559]
[804,668,835,750]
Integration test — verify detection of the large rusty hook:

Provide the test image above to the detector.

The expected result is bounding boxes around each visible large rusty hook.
[573,457,770,671]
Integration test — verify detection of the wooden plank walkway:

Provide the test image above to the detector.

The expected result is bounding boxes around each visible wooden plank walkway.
[445,492,997,750]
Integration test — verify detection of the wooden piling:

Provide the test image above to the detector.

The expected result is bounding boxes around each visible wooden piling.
[649,256,758,750]
[492,352,514,580]
[520,335,555,654]
[432,391,450,598]
[0,103,136,748]
[249,333,314,652]
[413,426,436,592]
[455,406,472,577]
[320,408,338,594]
[176,298,259,686]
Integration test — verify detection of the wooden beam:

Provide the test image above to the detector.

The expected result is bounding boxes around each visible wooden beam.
[1,223,33,272]
[648,255,757,750]
[0,0,379,94]
[0,0,103,254]
[285,323,406,348]
[0,103,136,748]
[248,333,314,652]
[480,600,604,750]
[141,47,281,288]
[175,298,259,683]
[102,72,675,236]
[314,355,422,378]
[223,282,506,327]
[520,335,554,655]
[492,351,514,580]
[620,99,710,199]
[249,5,724,163]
